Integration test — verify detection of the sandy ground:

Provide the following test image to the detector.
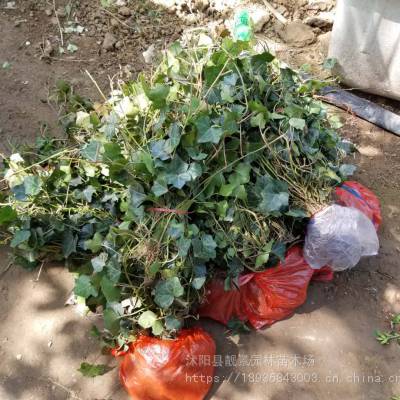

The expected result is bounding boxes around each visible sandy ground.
[1,1,400,399]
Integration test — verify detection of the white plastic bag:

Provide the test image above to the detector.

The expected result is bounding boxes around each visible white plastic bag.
[304,205,379,271]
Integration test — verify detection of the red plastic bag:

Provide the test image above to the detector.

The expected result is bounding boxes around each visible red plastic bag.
[335,181,382,229]
[311,266,334,282]
[198,276,251,325]
[241,247,314,329]
[119,328,216,400]
[199,247,314,329]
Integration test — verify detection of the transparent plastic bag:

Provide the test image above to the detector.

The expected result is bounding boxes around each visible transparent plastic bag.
[304,205,379,271]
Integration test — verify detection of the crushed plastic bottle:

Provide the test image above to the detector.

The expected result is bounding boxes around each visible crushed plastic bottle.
[233,10,253,42]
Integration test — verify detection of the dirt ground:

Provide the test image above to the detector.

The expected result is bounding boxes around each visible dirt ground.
[1,1,400,399]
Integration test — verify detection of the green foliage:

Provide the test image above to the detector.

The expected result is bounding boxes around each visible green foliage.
[0,34,350,347]
[78,362,113,377]
[375,314,400,346]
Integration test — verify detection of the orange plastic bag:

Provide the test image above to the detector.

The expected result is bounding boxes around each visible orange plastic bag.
[198,275,251,325]
[311,266,334,282]
[120,328,216,400]
[335,181,382,229]
[242,247,314,329]
[199,247,314,329]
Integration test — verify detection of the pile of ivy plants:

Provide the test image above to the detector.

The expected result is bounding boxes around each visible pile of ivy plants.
[0,34,353,350]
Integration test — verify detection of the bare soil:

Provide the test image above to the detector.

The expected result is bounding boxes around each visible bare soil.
[1,1,400,399]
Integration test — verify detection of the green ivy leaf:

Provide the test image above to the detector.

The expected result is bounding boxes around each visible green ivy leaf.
[106,258,121,283]
[339,164,357,177]
[101,275,120,303]
[103,142,122,162]
[323,57,337,70]
[192,234,217,261]
[151,320,164,336]
[138,310,157,329]
[256,175,289,215]
[145,83,170,108]
[192,263,207,289]
[251,52,274,69]
[150,140,170,161]
[0,206,17,224]
[286,209,308,218]
[250,113,266,129]
[10,230,31,248]
[81,140,103,162]
[167,221,185,239]
[62,229,78,258]
[103,308,120,335]
[129,185,147,208]
[271,241,286,262]
[74,275,98,298]
[91,252,108,272]
[165,316,182,331]
[197,126,223,144]
[154,277,184,309]
[78,362,113,378]
[84,232,103,253]
[219,183,235,197]
[165,157,197,189]
[23,176,41,196]
[82,186,96,202]
[222,111,238,134]
[289,118,306,130]
[151,176,168,197]
[177,237,191,257]
[255,240,273,268]
[194,114,211,134]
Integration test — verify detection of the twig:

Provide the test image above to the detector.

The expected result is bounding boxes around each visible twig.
[261,0,288,25]
[101,7,136,31]
[35,261,45,282]
[49,56,96,63]
[0,262,12,279]
[85,70,107,101]
[52,0,64,47]
[41,378,83,400]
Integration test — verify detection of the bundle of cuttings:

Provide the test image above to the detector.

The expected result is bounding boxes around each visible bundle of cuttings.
[0,35,353,349]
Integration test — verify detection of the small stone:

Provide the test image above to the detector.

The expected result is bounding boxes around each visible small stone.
[308,0,330,11]
[278,21,316,47]
[5,1,16,9]
[247,5,270,33]
[115,40,123,49]
[194,0,209,12]
[16,354,22,360]
[45,9,52,16]
[304,12,334,29]
[48,340,53,348]
[56,7,66,18]
[151,0,175,7]
[142,44,155,64]
[102,32,117,51]
[118,6,131,17]
[186,14,197,24]
[110,18,119,28]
